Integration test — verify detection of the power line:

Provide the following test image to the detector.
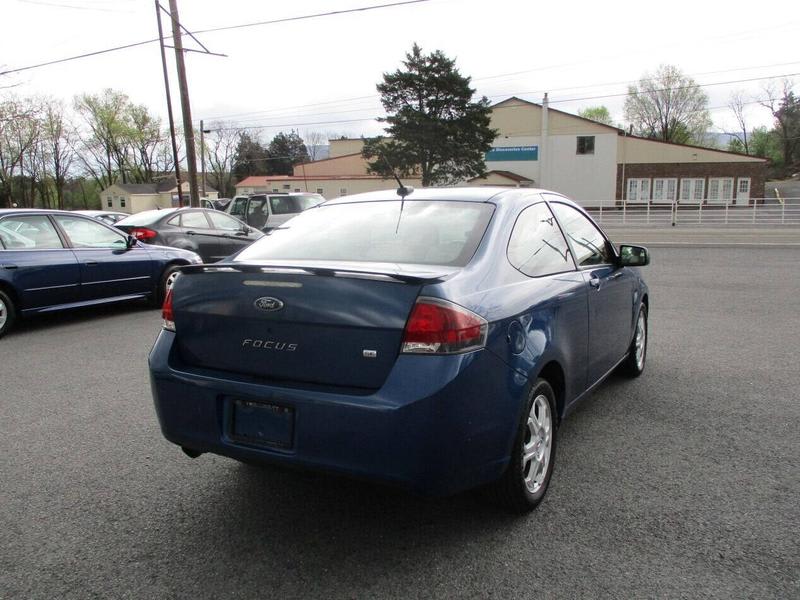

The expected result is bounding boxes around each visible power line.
[545,72,800,105]
[196,61,800,124]
[200,72,798,134]
[0,0,435,76]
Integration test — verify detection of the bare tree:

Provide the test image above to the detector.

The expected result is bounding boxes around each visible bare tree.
[303,130,327,161]
[204,121,240,197]
[126,103,165,184]
[759,79,799,168]
[41,98,76,209]
[725,91,751,154]
[624,65,712,144]
[0,95,40,207]
[73,89,132,189]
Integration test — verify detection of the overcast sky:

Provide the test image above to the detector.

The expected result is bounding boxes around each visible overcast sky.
[2,0,799,141]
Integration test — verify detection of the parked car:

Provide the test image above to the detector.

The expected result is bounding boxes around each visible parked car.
[73,210,129,226]
[0,209,201,338]
[115,208,262,263]
[226,192,323,231]
[149,187,650,511]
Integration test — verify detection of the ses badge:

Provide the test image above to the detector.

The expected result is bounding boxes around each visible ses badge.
[254,296,284,312]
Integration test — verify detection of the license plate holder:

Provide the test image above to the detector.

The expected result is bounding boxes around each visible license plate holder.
[230,399,294,449]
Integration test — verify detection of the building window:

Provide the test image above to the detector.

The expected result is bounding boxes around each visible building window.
[316,188,324,195]
[708,178,734,204]
[294,188,301,192]
[626,178,650,203]
[120,197,126,208]
[576,136,595,155]
[282,184,291,190]
[340,188,347,196]
[107,196,113,208]
[652,178,677,203]
[272,188,279,193]
[679,178,705,203]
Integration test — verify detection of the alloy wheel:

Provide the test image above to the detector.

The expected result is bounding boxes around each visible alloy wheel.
[635,311,646,370]
[523,394,552,494]
[0,297,6,330]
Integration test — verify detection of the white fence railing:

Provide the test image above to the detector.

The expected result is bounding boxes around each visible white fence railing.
[586,199,800,227]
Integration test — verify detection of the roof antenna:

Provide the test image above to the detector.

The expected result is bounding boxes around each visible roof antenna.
[378,150,414,233]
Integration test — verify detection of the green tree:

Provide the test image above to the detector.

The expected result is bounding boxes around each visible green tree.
[624,65,711,144]
[362,43,496,186]
[266,130,309,175]
[578,106,614,126]
[760,82,800,170]
[748,126,783,166]
[232,132,269,182]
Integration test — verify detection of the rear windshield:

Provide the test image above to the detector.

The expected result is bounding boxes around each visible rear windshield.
[234,200,494,267]
[116,209,175,226]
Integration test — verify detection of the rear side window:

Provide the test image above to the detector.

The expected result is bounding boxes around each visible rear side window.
[270,196,294,215]
[235,200,495,267]
[507,203,572,277]
[180,212,211,229]
[550,202,612,267]
[0,215,64,249]
[208,212,245,231]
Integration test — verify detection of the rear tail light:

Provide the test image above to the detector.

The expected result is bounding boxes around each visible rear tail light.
[401,297,488,355]
[162,289,175,331]
[130,227,157,241]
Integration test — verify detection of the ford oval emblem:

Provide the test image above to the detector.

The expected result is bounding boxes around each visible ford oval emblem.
[254,296,284,312]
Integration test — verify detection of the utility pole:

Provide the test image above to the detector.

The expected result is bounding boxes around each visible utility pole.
[168,0,199,207]
[154,0,182,207]
[200,119,211,199]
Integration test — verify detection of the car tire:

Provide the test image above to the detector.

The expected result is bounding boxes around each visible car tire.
[619,304,647,377]
[153,264,182,307]
[0,289,17,339]
[490,378,558,513]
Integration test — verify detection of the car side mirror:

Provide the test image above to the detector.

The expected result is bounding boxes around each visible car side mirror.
[618,244,649,267]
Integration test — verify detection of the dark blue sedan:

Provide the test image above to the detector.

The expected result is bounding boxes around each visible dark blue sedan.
[149,187,650,511]
[0,209,202,338]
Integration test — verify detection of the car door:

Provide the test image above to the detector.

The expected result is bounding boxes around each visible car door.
[548,200,636,385]
[0,214,81,310]
[503,201,590,398]
[206,211,261,259]
[52,214,154,301]
[175,210,220,262]
[245,196,270,230]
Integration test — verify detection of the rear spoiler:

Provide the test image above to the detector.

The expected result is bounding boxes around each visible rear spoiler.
[178,263,456,284]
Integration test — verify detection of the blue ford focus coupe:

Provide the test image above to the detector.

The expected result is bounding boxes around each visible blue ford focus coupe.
[149,187,650,511]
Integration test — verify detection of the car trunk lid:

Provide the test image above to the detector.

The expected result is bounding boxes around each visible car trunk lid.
[171,262,456,389]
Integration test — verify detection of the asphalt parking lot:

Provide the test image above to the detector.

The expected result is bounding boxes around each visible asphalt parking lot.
[2,246,798,599]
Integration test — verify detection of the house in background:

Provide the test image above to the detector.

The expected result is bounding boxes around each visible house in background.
[99,180,218,214]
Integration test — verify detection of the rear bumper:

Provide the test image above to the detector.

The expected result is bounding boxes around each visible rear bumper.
[149,330,527,496]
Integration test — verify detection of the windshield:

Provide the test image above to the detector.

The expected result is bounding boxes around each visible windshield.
[234,200,494,267]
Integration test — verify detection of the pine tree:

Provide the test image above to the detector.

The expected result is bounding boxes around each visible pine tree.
[362,44,496,187]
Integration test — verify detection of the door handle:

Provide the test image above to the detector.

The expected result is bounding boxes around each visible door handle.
[186,230,196,235]
[609,271,623,280]
[85,261,98,266]
[589,277,601,289]
[2,264,18,269]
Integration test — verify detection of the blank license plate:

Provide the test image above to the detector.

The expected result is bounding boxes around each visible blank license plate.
[231,399,294,449]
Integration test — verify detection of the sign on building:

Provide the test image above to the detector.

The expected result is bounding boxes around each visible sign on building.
[485,145,539,161]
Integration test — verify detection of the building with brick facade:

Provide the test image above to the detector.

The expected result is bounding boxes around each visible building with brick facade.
[235,96,766,207]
